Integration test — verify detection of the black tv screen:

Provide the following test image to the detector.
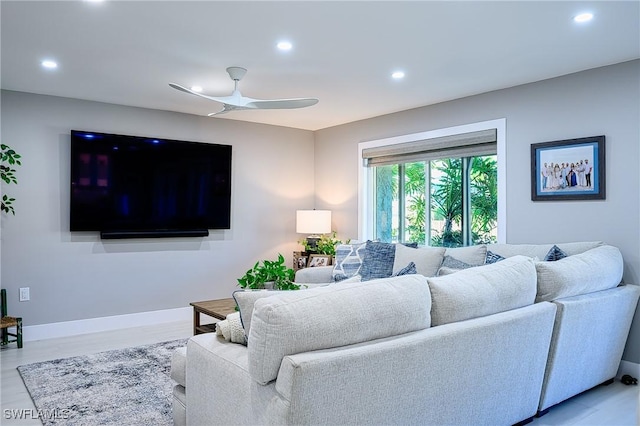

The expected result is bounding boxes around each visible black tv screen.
[70,130,231,238]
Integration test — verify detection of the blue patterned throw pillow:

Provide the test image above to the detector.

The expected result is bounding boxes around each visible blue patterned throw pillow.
[544,245,568,261]
[332,242,367,282]
[359,241,418,281]
[392,262,417,276]
[485,250,506,264]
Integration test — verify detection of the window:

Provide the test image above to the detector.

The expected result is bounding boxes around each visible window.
[359,120,506,247]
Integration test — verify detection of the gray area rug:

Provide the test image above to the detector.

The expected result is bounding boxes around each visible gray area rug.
[17,339,187,425]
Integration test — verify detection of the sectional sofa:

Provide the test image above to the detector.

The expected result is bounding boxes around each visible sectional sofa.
[171,241,639,425]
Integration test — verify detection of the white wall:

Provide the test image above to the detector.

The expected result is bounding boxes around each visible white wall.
[0,90,315,325]
[313,60,640,364]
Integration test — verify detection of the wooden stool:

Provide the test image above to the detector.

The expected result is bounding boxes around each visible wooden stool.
[1,289,23,348]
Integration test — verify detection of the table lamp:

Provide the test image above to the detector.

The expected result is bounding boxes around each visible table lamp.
[296,210,331,252]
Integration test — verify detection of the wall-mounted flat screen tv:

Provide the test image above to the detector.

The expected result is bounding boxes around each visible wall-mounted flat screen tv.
[70,130,232,239]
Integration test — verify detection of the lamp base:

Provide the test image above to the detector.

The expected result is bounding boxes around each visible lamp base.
[305,235,321,252]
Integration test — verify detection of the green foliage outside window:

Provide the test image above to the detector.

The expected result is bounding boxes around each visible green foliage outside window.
[374,156,497,247]
[429,157,497,247]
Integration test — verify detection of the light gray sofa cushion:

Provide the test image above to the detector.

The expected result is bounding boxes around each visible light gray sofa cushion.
[486,241,603,259]
[428,255,537,326]
[444,245,487,265]
[392,244,445,277]
[535,245,623,302]
[170,346,187,387]
[234,286,329,336]
[248,275,432,385]
[172,384,186,426]
[234,290,286,337]
[295,265,333,283]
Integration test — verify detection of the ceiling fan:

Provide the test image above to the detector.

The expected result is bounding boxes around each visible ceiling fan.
[169,67,319,116]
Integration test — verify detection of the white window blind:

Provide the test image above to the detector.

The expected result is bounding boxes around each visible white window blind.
[362,129,497,166]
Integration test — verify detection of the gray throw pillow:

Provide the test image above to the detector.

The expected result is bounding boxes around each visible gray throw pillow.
[437,255,480,276]
[441,255,474,269]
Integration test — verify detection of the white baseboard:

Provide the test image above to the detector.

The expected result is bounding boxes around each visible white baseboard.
[23,307,192,342]
[617,360,640,379]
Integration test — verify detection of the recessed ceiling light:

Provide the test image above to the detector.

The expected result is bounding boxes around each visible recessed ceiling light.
[277,41,293,51]
[391,71,405,80]
[190,86,203,93]
[574,12,594,23]
[41,60,58,69]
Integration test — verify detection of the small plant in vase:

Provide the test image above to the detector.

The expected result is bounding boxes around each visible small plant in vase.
[237,254,300,290]
[299,232,346,265]
[315,232,345,256]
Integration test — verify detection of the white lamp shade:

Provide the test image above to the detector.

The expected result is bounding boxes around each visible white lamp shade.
[296,210,331,234]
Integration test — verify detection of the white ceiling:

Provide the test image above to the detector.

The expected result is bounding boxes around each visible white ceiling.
[2,1,639,131]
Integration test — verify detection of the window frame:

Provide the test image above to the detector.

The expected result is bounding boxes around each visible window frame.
[358,119,507,244]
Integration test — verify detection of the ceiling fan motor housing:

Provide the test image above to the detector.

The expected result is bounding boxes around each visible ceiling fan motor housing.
[226,67,247,81]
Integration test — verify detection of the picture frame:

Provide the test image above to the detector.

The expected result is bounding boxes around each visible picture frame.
[531,135,605,201]
[293,251,309,271]
[308,254,332,268]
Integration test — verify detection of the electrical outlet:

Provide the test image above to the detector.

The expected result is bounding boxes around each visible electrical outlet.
[19,287,30,302]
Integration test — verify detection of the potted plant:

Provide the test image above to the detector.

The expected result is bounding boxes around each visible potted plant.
[1,144,22,215]
[316,232,345,256]
[237,254,300,290]
[299,232,346,264]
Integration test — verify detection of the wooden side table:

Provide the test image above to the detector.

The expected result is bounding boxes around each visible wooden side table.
[190,298,237,335]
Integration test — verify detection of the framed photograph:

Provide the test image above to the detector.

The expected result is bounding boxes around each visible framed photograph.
[531,135,605,201]
[308,254,332,267]
[293,251,308,271]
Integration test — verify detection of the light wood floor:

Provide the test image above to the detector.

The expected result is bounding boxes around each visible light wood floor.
[1,320,638,425]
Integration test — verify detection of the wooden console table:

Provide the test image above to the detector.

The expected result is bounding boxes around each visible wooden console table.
[190,298,237,335]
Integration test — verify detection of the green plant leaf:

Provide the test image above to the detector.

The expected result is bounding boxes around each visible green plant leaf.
[1,143,21,216]
[237,253,298,290]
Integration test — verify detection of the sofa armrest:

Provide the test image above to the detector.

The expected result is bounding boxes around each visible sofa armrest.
[294,265,333,283]
[185,334,278,425]
[539,284,640,411]
[170,346,187,387]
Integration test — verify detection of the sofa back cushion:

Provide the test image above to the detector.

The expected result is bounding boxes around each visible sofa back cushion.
[486,241,603,260]
[428,255,537,326]
[248,275,431,385]
[392,244,445,277]
[444,245,488,266]
[234,290,290,338]
[535,245,623,302]
[234,285,333,338]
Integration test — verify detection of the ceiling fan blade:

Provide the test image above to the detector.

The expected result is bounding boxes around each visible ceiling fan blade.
[169,83,240,105]
[247,98,319,110]
[207,104,245,117]
[170,68,319,114]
